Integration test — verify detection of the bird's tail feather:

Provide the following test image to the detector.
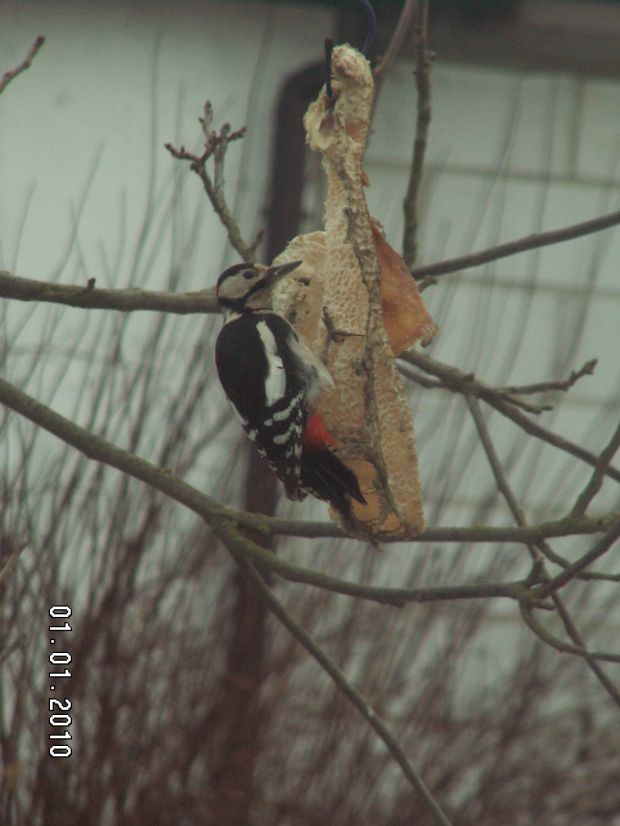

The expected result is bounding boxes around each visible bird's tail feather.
[300,446,366,520]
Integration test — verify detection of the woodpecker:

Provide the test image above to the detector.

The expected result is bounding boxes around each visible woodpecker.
[215,260,366,521]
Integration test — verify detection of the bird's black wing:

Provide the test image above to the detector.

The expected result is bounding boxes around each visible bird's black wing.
[215,313,308,499]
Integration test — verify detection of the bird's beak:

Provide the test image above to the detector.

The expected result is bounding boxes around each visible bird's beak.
[264,259,303,285]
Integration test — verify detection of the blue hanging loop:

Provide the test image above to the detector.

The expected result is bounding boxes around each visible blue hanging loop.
[360,0,377,56]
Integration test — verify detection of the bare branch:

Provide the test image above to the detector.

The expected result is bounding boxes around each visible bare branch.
[373,0,417,96]
[465,394,546,580]
[0,36,45,96]
[411,208,620,284]
[239,539,552,608]
[0,536,26,588]
[165,106,253,263]
[402,0,431,270]
[254,511,620,544]
[229,551,455,826]
[571,417,620,517]
[551,593,620,709]
[403,349,620,484]
[466,397,620,702]
[498,359,598,397]
[540,521,620,597]
[402,361,553,415]
[213,123,230,195]
[0,360,615,550]
[0,269,218,313]
[463,389,620,708]
[0,374,555,611]
[520,602,620,666]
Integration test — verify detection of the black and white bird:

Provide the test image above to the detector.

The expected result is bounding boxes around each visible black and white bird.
[214,260,366,521]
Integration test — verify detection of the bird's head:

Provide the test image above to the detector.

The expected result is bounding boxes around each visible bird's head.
[216,260,302,318]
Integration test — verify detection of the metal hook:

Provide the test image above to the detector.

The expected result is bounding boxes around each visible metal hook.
[324,38,334,99]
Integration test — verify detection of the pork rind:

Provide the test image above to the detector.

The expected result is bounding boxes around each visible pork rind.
[272,45,438,538]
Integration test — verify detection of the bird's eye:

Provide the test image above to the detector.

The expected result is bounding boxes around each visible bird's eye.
[243,270,256,280]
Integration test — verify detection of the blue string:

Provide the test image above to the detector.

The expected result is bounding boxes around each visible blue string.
[325,0,376,97]
[360,0,377,56]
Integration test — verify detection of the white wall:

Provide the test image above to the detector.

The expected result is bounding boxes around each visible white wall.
[0,1,333,283]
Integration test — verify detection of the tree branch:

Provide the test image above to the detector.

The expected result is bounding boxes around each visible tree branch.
[571,416,620,517]
[402,0,431,270]
[0,352,617,555]
[520,602,620,666]
[373,0,417,97]
[465,393,545,571]
[411,208,620,284]
[497,359,598,397]
[0,270,218,314]
[252,511,620,544]
[550,593,620,709]
[0,36,45,96]
[465,396,620,703]
[402,349,620,484]
[165,102,257,263]
[401,360,555,415]
[229,550,454,826]
[0,375,554,611]
[539,520,620,597]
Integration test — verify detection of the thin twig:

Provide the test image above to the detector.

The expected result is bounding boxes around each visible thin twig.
[402,349,620,484]
[520,602,620,666]
[551,593,620,709]
[165,109,253,263]
[229,551,455,826]
[411,208,620,284]
[489,395,551,415]
[520,533,620,583]
[0,36,45,96]
[466,397,620,703]
[0,538,26,588]
[402,363,551,415]
[465,395,545,573]
[498,359,597,397]
[373,0,417,97]
[571,417,620,517]
[166,142,253,263]
[213,123,230,195]
[402,0,431,270]
[538,520,620,597]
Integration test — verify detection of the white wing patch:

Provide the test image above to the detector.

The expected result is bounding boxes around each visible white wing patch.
[256,320,286,407]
